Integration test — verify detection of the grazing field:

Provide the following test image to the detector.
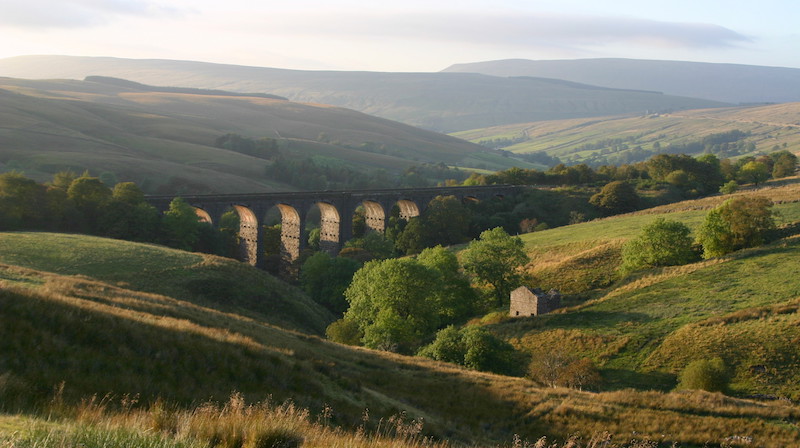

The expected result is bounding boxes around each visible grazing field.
[452,103,800,165]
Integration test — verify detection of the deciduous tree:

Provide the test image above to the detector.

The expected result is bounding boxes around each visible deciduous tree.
[696,196,775,258]
[620,218,697,273]
[342,258,441,353]
[461,227,529,307]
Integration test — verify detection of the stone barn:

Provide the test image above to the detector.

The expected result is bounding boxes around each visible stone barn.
[510,286,561,317]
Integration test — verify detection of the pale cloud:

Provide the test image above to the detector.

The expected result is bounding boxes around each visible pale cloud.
[0,0,187,29]
[251,11,751,51]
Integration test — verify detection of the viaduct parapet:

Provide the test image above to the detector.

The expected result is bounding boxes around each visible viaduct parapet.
[147,185,523,267]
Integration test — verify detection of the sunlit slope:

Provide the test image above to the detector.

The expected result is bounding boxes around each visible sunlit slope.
[496,180,800,397]
[1,234,799,445]
[0,76,485,192]
[453,103,800,164]
[0,55,726,132]
[0,232,334,335]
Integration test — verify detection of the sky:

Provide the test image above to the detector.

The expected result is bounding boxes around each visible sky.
[1,0,799,72]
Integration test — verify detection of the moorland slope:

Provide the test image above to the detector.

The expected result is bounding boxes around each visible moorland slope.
[0,76,489,192]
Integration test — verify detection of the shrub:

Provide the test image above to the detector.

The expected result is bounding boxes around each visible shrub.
[527,351,602,390]
[325,319,362,346]
[719,180,738,195]
[677,358,729,392]
[418,326,524,376]
[620,218,697,273]
[696,196,776,258]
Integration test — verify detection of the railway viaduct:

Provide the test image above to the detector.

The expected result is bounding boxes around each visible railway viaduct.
[147,185,522,267]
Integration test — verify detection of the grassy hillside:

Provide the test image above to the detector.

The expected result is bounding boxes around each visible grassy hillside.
[0,77,488,193]
[443,58,800,104]
[0,233,334,335]
[0,55,727,133]
[494,179,800,399]
[2,232,800,445]
[452,103,800,165]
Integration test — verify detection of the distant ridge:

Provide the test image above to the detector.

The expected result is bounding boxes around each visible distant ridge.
[443,58,800,105]
[0,55,727,132]
[85,76,288,100]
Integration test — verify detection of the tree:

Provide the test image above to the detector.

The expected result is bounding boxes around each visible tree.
[589,181,639,215]
[342,258,442,353]
[343,232,395,260]
[696,196,775,258]
[738,161,770,185]
[620,218,697,273]
[394,195,471,254]
[771,151,797,178]
[111,182,146,204]
[161,197,203,251]
[67,175,112,232]
[417,245,480,322]
[300,252,361,315]
[677,357,728,392]
[461,227,529,307]
[0,172,48,230]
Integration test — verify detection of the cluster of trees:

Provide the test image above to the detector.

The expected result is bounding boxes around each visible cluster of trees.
[214,134,280,160]
[322,228,530,375]
[0,171,239,257]
[473,151,795,194]
[620,196,777,274]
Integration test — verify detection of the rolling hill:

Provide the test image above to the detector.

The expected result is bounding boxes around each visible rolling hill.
[0,55,727,132]
[0,76,491,193]
[443,58,800,105]
[452,102,800,165]
[2,229,800,446]
[503,179,800,398]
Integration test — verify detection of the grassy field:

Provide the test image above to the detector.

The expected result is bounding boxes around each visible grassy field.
[0,233,333,334]
[452,103,800,164]
[493,179,800,399]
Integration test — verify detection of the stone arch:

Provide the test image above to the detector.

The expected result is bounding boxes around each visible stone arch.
[396,199,420,220]
[232,205,259,266]
[194,207,213,224]
[462,195,480,204]
[361,200,386,233]
[316,202,341,255]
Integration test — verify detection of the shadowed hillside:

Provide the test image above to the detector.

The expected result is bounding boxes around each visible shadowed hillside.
[0,76,487,192]
[0,55,727,132]
[443,58,800,104]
